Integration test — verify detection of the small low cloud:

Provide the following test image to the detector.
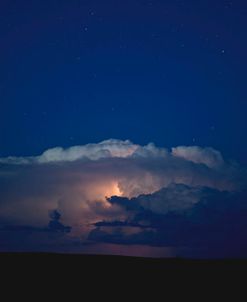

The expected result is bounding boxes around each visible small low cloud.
[48,210,71,233]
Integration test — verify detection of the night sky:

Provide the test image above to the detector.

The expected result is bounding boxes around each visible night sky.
[1,0,247,161]
[0,1,247,257]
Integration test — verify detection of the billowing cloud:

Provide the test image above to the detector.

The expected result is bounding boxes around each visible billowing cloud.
[107,183,211,215]
[89,186,247,257]
[0,139,246,256]
[0,139,139,164]
[171,146,224,168]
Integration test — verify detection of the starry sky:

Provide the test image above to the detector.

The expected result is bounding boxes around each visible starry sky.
[1,0,247,162]
[1,1,247,258]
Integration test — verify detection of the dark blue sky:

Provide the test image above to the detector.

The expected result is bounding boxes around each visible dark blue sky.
[1,0,246,162]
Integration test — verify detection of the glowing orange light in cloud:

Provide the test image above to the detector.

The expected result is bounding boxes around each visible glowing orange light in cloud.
[102,181,122,208]
[76,180,123,209]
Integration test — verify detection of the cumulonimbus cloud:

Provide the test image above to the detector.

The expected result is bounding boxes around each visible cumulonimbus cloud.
[0,139,246,255]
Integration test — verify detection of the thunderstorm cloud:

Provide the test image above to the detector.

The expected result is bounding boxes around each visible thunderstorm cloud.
[0,139,246,256]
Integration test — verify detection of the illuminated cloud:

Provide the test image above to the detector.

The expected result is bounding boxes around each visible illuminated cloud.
[0,139,246,255]
[0,139,139,164]
[171,146,224,168]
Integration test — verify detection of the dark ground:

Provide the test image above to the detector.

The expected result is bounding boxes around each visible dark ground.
[1,253,246,297]
[1,252,247,271]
